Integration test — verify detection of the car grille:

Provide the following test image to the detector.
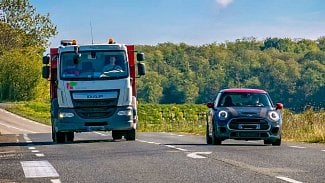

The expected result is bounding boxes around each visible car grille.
[73,99,118,119]
[228,118,269,130]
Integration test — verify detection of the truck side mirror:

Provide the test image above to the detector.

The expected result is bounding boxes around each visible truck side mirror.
[137,63,146,76]
[136,52,145,61]
[43,55,50,64]
[42,66,50,79]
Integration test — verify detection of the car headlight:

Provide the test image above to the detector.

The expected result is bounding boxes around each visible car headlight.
[268,111,280,121]
[218,110,228,119]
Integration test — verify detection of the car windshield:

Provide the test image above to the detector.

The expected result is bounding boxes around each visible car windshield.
[60,51,128,80]
[217,93,272,107]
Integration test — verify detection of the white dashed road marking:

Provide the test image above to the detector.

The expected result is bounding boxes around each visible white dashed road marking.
[35,153,45,157]
[21,161,59,178]
[289,146,306,149]
[276,176,303,183]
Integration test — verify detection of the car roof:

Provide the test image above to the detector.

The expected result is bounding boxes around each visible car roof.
[220,88,267,94]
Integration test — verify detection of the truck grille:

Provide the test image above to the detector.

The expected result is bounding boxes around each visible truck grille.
[73,99,118,119]
[228,118,269,130]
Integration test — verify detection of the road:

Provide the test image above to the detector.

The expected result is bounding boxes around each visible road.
[0,108,324,183]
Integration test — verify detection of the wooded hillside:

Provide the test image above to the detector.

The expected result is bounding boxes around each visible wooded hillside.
[136,37,325,111]
[0,1,324,112]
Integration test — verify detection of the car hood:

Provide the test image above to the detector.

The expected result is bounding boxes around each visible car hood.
[223,107,271,118]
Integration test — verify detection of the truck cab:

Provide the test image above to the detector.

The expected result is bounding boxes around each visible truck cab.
[42,39,145,143]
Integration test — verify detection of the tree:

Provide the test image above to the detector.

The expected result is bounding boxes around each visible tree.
[0,0,57,47]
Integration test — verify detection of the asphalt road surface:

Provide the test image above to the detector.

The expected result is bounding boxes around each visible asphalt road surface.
[0,108,324,183]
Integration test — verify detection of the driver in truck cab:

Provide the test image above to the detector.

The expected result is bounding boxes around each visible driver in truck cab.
[103,56,122,72]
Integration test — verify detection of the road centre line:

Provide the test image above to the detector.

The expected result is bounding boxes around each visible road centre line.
[276,176,303,183]
[321,150,325,152]
[28,147,36,150]
[289,146,306,149]
[35,153,45,157]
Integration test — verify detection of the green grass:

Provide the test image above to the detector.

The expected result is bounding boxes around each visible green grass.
[6,101,51,126]
[4,102,324,143]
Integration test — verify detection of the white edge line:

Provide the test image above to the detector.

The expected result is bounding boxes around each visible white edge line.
[276,176,303,183]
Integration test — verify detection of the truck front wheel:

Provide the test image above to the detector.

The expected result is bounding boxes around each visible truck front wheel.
[112,130,123,140]
[125,129,136,141]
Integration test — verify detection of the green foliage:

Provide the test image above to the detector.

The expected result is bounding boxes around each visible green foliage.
[0,0,57,47]
[0,47,43,101]
[137,104,207,134]
[137,37,325,111]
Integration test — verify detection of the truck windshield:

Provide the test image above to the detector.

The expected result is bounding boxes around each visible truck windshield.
[60,51,128,80]
[217,93,272,107]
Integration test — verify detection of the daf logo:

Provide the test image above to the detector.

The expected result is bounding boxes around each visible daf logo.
[87,94,103,99]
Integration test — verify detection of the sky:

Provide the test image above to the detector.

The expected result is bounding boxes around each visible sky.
[30,0,325,48]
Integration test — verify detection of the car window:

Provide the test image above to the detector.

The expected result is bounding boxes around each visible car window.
[218,93,271,107]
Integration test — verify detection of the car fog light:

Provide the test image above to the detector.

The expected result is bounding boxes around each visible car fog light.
[59,112,74,118]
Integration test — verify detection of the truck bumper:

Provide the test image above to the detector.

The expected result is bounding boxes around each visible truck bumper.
[54,106,135,132]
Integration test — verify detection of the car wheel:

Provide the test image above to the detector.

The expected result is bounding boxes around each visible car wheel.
[272,138,281,146]
[206,123,212,144]
[264,139,272,145]
[212,125,222,145]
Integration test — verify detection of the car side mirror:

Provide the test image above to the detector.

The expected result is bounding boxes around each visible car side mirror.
[275,103,283,110]
[206,102,214,108]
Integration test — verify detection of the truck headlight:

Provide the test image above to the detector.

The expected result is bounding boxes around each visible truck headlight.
[59,112,74,118]
[117,108,133,116]
[218,110,228,119]
[268,111,280,121]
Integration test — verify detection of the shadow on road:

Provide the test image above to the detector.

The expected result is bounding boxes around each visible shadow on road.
[163,143,267,147]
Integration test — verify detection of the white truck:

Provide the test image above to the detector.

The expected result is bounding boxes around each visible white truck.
[42,38,145,143]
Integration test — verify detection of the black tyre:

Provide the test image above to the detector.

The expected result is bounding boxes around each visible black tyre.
[55,132,66,143]
[206,123,212,145]
[212,125,222,145]
[272,138,281,146]
[125,129,136,141]
[264,139,272,145]
[112,130,123,140]
[66,132,74,142]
